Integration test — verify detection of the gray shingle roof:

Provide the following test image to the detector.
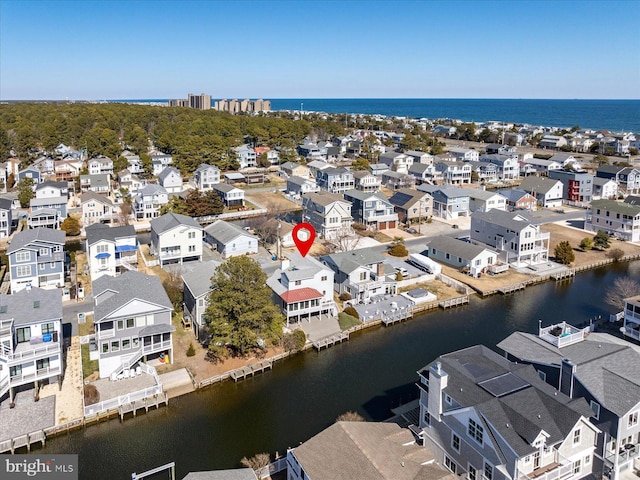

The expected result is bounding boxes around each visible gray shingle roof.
[85,224,136,246]
[81,191,114,206]
[30,196,66,207]
[158,166,181,182]
[204,220,257,245]
[303,191,349,207]
[520,176,562,195]
[92,271,173,323]
[8,227,65,254]
[590,199,640,216]
[182,469,257,480]
[472,209,534,231]
[138,184,167,196]
[427,236,491,261]
[182,261,220,299]
[343,189,389,203]
[0,287,63,326]
[321,249,385,274]
[388,188,430,209]
[150,212,202,234]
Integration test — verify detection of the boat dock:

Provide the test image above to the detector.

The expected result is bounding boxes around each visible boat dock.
[229,360,273,382]
[117,393,168,421]
[0,430,45,453]
[439,296,469,308]
[313,332,349,350]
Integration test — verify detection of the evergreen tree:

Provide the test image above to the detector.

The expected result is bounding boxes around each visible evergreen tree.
[554,241,575,265]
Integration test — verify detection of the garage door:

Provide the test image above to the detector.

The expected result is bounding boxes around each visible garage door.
[389,221,396,229]
[379,221,387,230]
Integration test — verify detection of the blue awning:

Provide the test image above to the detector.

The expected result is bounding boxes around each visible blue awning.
[115,245,138,252]
[95,252,111,259]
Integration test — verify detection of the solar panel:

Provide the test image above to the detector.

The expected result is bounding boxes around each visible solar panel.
[478,372,530,397]
[390,192,413,205]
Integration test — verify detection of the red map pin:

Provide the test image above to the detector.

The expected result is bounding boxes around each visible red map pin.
[292,222,316,257]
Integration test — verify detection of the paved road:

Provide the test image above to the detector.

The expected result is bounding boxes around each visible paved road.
[62,300,94,336]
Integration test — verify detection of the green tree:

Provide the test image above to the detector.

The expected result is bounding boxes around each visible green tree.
[579,237,593,251]
[351,157,370,171]
[593,230,611,250]
[60,216,81,236]
[554,241,575,265]
[204,256,284,357]
[17,177,35,207]
[388,237,408,257]
[593,154,609,165]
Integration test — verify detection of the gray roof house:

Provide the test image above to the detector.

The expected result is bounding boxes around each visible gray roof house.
[425,236,500,277]
[92,271,174,379]
[182,261,220,341]
[133,184,169,220]
[343,189,398,231]
[204,220,258,258]
[519,176,564,208]
[418,345,599,480]
[417,185,470,220]
[0,197,12,238]
[388,188,433,223]
[498,325,640,480]
[80,173,111,194]
[150,213,203,266]
[158,166,183,194]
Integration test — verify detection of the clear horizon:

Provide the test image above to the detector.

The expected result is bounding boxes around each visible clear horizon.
[1,0,639,100]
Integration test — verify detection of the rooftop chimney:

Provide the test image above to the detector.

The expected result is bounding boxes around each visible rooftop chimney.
[427,361,449,423]
[281,258,290,271]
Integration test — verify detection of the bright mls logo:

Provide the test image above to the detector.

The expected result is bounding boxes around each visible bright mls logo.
[1,455,78,479]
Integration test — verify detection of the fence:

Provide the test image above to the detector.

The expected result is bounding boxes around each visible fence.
[83,383,163,417]
[255,458,288,479]
[436,273,470,295]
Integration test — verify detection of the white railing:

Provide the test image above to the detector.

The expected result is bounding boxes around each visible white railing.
[623,326,640,341]
[0,375,9,398]
[1,342,60,363]
[98,328,115,339]
[255,458,288,479]
[625,309,640,321]
[142,339,171,355]
[605,443,640,465]
[139,362,161,384]
[10,365,62,385]
[83,383,163,416]
[111,347,143,377]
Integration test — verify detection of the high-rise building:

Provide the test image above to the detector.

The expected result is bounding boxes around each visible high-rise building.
[188,93,211,110]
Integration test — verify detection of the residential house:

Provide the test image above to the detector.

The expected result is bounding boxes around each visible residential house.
[596,166,640,196]
[485,144,517,155]
[497,189,538,212]
[80,174,111,194]
[0,287,63,402]
[548,170,593,204]
[92,271,174,378]
[425,236,500,277]
[585,200,640,242]
[316,167,355,194]
[204,220,258,258]
[448,147,479,162]
[520,176,564,208]
[35,181,68,199]
[388,188,432,223]
[378,151,413,174]
[190,164,220,191]
[321,250,395,304]
[212,183,244,208]
[404,150,434,165]
[53,159,82,181]
[181,261,220,341]
[287,421,456,480]
[280,162,310,179]
[88,155,114,176]
[17,166,42,185]
[8,228,66,293]
[286,176,320,197]
[117,169,145,194]
[306,160,331,178]
[150,213,203,266]
[352,170,381,192]
[436,161,472,185]
[539,135,568,149]
[432,125,457,136]
[499,325,640,480]
[133,184,169,220]
[622,294,640,342]
[0,163,7,193]
[158,167,183,194]
[151,152,174,176]
[81,192,116,226]
[418,345,599,480]
[234,144,257,170]
[124,153,145,175]
[266,254,337,326]
[344,190,398,230]
[382,170,415,190]
[223,172,245,184]
[409,163,440,185]
[0,198,12,238]
[369,163,390,176]
[624,195,640,206]
[302,192,353,240]
[522,158,563,175]
[27,209,61,230]
[481,153,520,179]
[254,146,279,165]
[297,142,324,161]
[417,185,470,220]
[548,153,581,170]
[460,187,507,213]
[85,223,138,280]
[470,210,550,266]
[592,177,618,200]
[32,156,54,176]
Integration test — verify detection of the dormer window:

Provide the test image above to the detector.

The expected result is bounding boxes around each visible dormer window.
[468,419,483,444]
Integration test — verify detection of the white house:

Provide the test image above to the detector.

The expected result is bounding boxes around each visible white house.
[150,213,203,266]
[378,151,413,174]
[117,169,145,194]
[585,199,640,242]
[286,176,320,196]
[191,164,221,191]
[302,192,353,240]
[592,177,618,200]
[88,155,114,176]
[85,223,138,280]
[234,144,257,170]
[448,147,479,162]
[425,235,501,277]
[520,176,564,208]
[212,183,244,208]
[157,167,183,194]
[133,184,169,220]
[81,191,116,226]
[460,187,508,213]
[151,152,173,176]
[204,220,259,258]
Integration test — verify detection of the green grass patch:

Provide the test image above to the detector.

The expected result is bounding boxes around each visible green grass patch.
[374,232,393,243]
[81,344,99,379]
[338,312,361,330]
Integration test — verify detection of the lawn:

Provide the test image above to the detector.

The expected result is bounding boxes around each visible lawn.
[81,343,99,379]
[78,318,94,337]
[338,312,361,330]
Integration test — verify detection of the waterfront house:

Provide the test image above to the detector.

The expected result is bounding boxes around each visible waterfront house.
[85,223,137,280]
[81,192,116,226]
[204,220,258,258]
[460,187,507,213]
[181,261,220,341]
[27,209,61,230]
[596,166,640,196]
[592,177,618,200]
[0,198,12,238]
[448,147,479,162]
[158,167,183,194]
[133,184,169,220]
[467,161,500,183]
[287,421,456,480]
[117,169,145,194]
[212,183,244,208]
[404,150,434,165]
[497,189,538,212]
[8,228,66,293]
[519,176,564,208]
[418,345,598,480]
[286,176,320,197]
[151,152,173,176]
[378,151,413,174]
[190,164,221,191]
[343,189,398,230]
[382,170,415,190]
[352,170,381,192]
[585,199,640,242]
[150,213,203,266]
[87,155,114,176]
[302,192,353,240]
[92,271,174,379]
[30,180,68,225]
[521,158,563,175]
[417,185,470,220]
[80,174,111,194]
[470,210,550,266]
[17,165,42,184]
[316,167,354,194]
[280,162,310,179]
[234,144,257,170]
[498,324,640,480]
[0,287,63,403]
[622,295,640,342]
[320,250,395,304]
[480,153,520,179]
[388,188,433,224]
[266,254,337,326]
[435,161,472,185]
[548,170,593,204]
[425,236,500,277]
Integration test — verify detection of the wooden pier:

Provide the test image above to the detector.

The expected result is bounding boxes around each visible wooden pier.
[552,270,575,281]
[118,393,168,421]
[313,332,349,351]
[382,310,413,326]
[0,430,45,453]
[439,296,469,309]
[229,360,273,382]
[499,283,527,295]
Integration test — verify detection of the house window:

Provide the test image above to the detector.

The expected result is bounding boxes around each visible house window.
[452,433,460,452]
[321,276,327,281]
[41,323,55,334]
[36,358,50,370]
[468,419,483,444]
[96,244,108,253]
[117,320,124,330]
[126,318,135,329]
[188,231,196,239]
[629,412,639,427]
[484,463,493,480]
[188,245,196,252]
[573,460,581,474]
[444,394,453,405]
[39,248,49,256]
[102,342,109,353]
[9,365,22,378]
[584,455,590,465]
[132,338,139,348]
[295,280,301,286]
[360,272,367,281]
[111,340,120,352]
[468,465,477,480]
[40,263,45,270]
[15,251,30,262]
[591,401,600,420]
[16,327,31,343]
[573,428,581,445]
[444,455,457,474]
[538,370,546,382]
[16,265,31,277]
[122,338,131,350]
[524,456,531,464]
[423,411,430,426]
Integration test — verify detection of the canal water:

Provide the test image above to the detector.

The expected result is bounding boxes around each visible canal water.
[43,261,639,479]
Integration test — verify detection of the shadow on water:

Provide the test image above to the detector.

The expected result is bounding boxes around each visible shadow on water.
[362,382,420,421]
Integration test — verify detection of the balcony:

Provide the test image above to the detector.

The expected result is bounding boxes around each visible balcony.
[159,248,182,259]
[1,338,61,364]
[623,323,640,341]
[10,365,62,385]
[539,322,588,348]
[518,451,574,480]
[605,442,640,466]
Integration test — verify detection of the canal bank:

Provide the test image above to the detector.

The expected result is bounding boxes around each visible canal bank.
[34,260,640,479]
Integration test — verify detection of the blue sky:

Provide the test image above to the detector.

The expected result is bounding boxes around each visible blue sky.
[1,0,638,100]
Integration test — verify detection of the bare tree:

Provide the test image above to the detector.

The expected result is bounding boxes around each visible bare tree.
[240,453,270,471]
[332,227,361,253]
[605,276,640,311]
[118,201,132,226]
[336,411,366,422]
